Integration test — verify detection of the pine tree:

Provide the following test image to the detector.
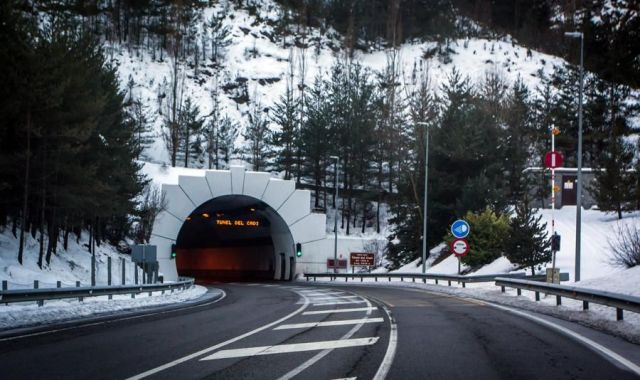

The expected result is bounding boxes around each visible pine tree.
[217,115,238,169]
[504,203,551,275]
[270,60,299,179]
[208,12,231,63]
[178,97,204,168]
[243,98,272,172]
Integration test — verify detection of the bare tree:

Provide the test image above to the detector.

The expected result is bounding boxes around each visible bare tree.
[134,184,167,244]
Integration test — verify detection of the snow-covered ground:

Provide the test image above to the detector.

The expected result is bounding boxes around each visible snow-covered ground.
[114,0,566,168]
[0,227,209,331]
[0,285,208,330]
[420,207,640,282]
[0,228,137,289]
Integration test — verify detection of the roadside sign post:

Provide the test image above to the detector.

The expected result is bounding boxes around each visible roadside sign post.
[545,126,563,281]
[451,220,471,275]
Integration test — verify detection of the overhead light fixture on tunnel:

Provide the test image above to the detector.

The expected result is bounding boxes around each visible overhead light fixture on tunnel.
[250,208,256,212]
[185,216,192,221]
[202,213,210,218]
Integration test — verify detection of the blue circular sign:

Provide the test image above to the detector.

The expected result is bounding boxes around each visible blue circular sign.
[451,219,470,238]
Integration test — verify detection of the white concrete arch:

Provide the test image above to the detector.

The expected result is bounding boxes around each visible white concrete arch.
[149,166,326,281]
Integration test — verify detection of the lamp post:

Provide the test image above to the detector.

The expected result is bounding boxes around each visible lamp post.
[329,155,340,273]
[417,121,430,274]
[564,31,584,282]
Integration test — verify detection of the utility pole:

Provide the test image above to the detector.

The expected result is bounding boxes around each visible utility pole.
[417,122,430,274]
[565,31,584,282]
[330,155,340,273]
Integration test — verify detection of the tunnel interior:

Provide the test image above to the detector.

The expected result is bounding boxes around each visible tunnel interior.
[175,195,294,282]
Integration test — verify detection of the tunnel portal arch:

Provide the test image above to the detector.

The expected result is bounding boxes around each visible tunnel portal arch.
[175,195,294,281]
[149,166,326,281]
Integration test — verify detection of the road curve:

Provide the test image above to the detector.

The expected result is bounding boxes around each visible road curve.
[0,282,638,379]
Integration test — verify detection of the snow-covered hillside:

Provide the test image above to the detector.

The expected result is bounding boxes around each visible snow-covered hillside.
[113,0,564,166]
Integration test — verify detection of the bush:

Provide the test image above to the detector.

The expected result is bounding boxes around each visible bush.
[608,223,640,268]
[444,208,510,269]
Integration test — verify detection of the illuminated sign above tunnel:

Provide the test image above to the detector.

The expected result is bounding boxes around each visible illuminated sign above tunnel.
[215,219,261,227]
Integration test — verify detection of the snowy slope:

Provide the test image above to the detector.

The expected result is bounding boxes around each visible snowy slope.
[112,1,564,167]
[0,229,136,289]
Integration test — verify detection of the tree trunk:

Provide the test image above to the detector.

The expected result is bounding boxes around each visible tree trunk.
[18,110,32,265]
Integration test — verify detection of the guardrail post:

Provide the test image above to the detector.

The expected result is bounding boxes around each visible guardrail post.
[345,277,348,282]
[517,288,521,296]
[422,278,426,284]
[448,280,451,286]
[556,295,561,305]
[135,265,138,285]
[462,282,466,288]
[501,285,505,292]
[314,276,316,282]
[388,276,391,282]
[435,279,439,285]
[108,257,112,286]
[360,277,363,282]
[617,308,623,321]
[412,277,415,283]
[535,291,540,301]
[583,301,589,310]
[77,281,83,302]
[3,280,7,290]
[400,276,403,282]
[121,258,126,285]
[306,276,309,282]
[374,276,377,282]
[33,280,43,306]
[56,281,61,288]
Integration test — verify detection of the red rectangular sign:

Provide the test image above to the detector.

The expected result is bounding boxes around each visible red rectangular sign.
[349,252,375,266]
[327,259,348,269]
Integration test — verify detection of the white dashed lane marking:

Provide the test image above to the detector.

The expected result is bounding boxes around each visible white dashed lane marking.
[274,318,384,330]
[199,338,379,360]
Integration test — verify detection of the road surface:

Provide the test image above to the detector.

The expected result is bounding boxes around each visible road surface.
[0,282,638,379]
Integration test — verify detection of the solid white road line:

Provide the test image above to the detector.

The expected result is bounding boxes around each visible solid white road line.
[313,300,367,306]
[200,337,379,360]
[277,298,377,380]
[302,307,376,315]
[125,290,310,380]
[489,303,640,377]
[331,378,356,380]
[274,318,384,330]
[373,302,397,380]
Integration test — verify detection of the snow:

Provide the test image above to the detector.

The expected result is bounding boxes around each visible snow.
[0,285,208,330]
[0,227,208,331]
[111,0,567,170]
[0,228,136,289]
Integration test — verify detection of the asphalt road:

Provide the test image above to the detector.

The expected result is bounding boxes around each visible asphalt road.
[0,282,638,380]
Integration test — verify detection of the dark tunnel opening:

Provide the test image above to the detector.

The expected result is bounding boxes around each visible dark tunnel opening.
[175,194,294,282]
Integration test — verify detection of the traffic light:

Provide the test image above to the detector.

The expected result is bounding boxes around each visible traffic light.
[296,243,302,258]
[551,234,561,252]
[170,244,177,259]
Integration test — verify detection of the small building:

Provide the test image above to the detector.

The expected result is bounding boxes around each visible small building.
[524,167,597,209]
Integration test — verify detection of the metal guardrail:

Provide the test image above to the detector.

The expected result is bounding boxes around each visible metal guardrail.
[495,277,640,321]
[303,272,530,287]
[0,277,195,306]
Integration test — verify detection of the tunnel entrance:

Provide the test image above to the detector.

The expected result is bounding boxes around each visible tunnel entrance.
[175,195,294,282]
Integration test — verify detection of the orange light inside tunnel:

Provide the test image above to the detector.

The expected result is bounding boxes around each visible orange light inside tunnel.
[202,213,210,218]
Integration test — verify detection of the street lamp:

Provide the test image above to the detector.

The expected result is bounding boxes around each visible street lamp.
[329,155,340,273]
[417,121,430,274]
[564,31,584,282]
